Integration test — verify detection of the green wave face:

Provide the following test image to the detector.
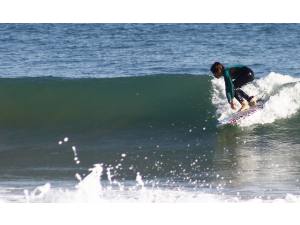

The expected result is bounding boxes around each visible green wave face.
[0,75,215,130]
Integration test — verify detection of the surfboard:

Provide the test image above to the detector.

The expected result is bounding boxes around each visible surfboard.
[218,100,265,126]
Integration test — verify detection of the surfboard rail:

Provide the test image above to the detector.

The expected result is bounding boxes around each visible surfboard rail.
[218,100,265,126]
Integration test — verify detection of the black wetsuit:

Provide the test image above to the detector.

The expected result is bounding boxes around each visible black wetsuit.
[223,65,254,103]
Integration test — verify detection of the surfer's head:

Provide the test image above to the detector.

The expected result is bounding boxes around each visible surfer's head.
[210,62,224,79]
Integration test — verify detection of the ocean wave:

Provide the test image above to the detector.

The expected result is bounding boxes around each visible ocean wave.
[1,73,299,130]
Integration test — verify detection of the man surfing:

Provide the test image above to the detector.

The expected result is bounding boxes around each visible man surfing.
[210,62,257,111]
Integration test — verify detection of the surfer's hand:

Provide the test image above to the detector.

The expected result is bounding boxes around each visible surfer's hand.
[230,101,236,110]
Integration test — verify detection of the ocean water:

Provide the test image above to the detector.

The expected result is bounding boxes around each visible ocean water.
[0,24,300,203]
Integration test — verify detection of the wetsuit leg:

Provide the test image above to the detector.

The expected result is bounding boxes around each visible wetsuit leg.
[234,88,251,103]
[233,70,254,103]
[233,70,254,88]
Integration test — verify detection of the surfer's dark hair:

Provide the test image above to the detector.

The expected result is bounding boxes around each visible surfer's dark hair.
[210,62,224,74]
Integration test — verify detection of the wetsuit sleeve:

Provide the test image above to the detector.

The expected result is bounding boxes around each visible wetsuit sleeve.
[223,69,235,103]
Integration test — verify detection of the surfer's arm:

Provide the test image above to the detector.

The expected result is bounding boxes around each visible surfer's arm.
[223,69,235,104]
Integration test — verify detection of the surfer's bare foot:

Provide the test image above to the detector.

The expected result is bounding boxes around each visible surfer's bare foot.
[249,96,257,107]
[239,100,250,111]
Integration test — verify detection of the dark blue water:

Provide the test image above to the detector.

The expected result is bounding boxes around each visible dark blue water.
[0,24,300,202]
[1,24,300,78]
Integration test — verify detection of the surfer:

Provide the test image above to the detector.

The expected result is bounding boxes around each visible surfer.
[210,62,257,111]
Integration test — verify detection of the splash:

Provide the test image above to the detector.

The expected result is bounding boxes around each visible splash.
[136,172,144,189]
[19,140,300,203]
[20,162,300,203]
[74,164,104,202]
[24,183,51,202]
[212,72,300,126]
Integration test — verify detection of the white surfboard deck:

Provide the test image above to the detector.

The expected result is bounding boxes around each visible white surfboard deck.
[218,100,265,126]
